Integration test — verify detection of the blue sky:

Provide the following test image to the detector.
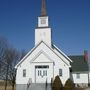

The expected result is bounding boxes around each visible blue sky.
[0,0,90,57]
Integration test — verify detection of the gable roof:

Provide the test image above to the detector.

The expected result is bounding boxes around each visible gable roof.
[69,55,89,72]
[15,41,72,68]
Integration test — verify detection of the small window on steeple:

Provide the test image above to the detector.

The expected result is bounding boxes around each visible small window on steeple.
[41,19,46,24]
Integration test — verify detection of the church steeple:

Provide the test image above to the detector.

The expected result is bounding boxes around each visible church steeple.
[38,0,48,28]
[41,0,47,16]
[35,0,51,47]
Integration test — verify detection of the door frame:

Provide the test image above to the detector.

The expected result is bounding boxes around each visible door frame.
[34,63,54,83]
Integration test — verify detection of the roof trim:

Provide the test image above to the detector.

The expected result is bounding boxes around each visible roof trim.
[72,71,89,74]
[44,44,71,67]
[52,44,72,62]
[15,41,43,68]
[15,41,71,68]
[30,50,54,63]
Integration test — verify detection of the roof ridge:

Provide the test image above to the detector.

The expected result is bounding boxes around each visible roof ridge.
[68,55,84,57]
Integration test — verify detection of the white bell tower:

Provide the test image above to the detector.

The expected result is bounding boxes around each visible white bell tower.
[35,0,52,47]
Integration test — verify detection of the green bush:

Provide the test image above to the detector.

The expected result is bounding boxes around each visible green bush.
[52,75,63,90]
[64,78,75,90]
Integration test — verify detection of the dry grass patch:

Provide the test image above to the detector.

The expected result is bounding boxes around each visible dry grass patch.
[0,86,13,90]
[0,81,15,90]
[75,87,84,90]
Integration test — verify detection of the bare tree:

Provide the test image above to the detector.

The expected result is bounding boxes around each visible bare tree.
[4,48,19,90]
[0,37,9,82]
[0,37,27,90]
[5,48,26,90]
[0,37,8,61]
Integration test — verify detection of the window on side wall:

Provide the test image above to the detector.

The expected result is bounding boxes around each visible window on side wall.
[59,69,62,76]
[23,69,26,77]
[76,73,80,79]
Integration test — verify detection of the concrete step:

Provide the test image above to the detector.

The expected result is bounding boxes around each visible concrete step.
[27,83,51,90]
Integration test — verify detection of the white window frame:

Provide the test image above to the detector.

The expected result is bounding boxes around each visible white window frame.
[76,73,80,79]
[43,70,47,76]
[59,69,62,76]
[23,69,26,77]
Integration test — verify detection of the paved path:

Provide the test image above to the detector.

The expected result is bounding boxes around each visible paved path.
[28,83,51,90]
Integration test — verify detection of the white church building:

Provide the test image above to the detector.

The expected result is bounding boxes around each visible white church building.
[15,0,89,90]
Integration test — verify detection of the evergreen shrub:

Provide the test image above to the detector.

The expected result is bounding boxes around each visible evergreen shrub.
[64,78,75,90]
[52,75,63,90]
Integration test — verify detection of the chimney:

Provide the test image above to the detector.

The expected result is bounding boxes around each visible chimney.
[84,50,88,61]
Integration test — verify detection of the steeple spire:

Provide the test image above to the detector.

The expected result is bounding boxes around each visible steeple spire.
[41,0,47,16]
[35,0,51,46]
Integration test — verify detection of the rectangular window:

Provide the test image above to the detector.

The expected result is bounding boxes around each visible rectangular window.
[45,70,47,76]
[59,69,62,76]
[43,70,47,76]
[23,69,26,77]
[40,70,42,76]
[38,70,39,76]
[76,73,80,79]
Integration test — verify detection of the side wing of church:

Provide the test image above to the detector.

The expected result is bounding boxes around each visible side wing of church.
[15,0,89,90]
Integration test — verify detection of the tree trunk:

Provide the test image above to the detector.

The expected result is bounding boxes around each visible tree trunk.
[12,83,15,90]
[5,65,9,90]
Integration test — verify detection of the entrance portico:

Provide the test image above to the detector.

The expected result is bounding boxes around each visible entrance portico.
[34,63,54,83]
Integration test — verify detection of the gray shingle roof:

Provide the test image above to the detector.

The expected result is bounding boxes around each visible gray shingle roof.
[69,55,89,72]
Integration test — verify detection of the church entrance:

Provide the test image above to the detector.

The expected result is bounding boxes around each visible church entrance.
[35,65,49,83]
